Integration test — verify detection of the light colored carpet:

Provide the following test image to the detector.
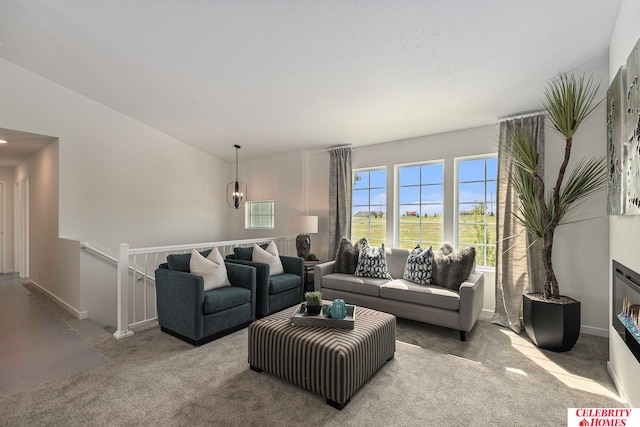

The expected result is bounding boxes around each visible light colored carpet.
[0,276,106,397]
[0,307,621,427]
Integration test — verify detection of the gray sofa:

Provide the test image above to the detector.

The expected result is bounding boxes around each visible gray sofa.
[314,247,484,340]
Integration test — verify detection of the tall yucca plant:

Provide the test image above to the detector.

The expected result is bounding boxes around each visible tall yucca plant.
[504,73,607,300]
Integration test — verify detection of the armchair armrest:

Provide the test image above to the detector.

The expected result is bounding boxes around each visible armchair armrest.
[458,271,484,332]
[225,259,271,316]
[314,261,336,292]
[281,256,303,278]
[155,268,205,341]
[225,262,257,320]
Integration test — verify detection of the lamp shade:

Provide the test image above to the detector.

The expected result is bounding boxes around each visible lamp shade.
[289,215,318,234]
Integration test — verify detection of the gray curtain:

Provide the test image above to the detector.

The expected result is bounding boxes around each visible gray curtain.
[492,115,546,333]
[329,147,352,260]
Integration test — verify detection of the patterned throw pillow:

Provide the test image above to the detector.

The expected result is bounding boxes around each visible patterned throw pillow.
[402,245,434,286]
[354,241,392,279]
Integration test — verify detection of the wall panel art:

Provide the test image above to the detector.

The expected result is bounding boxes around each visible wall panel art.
[608,66,627,215]
[625,37,640,215]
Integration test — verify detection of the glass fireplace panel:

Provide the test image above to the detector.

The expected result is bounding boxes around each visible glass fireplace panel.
[612,260,640,363]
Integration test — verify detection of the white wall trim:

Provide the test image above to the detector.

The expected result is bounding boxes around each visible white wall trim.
[580,325,608,338]
[29,279,89,320]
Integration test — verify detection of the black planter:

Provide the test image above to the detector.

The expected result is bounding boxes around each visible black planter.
[306,304,322,316]
[522,293,581,352]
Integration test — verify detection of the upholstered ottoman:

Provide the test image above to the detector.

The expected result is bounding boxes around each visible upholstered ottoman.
[248,304,396,409]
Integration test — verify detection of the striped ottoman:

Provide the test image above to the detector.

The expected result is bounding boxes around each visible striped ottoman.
[248,304,396,409]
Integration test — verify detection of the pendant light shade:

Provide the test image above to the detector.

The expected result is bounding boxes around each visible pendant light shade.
[227,144,247,209]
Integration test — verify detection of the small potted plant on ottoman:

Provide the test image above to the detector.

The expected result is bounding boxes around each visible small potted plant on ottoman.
[304,291,323,316]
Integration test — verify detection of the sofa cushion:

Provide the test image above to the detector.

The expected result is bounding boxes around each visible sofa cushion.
[167,249,212,272]
[203,286,252,314]
[380,279,460,311]
[403,245,434,286]
[252,241,284,275]
[432,245,476,291]
[334,237,366,274]
[269,273,301,295]
[233,244,268,261]
[354,242,392,279]
[321,273,388,297]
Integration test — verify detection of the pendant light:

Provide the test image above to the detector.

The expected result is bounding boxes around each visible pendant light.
[227,144,247,209]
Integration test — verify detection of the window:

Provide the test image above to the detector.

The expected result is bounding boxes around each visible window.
[397,162,444,249]
[456,156,497,268]
[352,168,386,246]
[246,201,274,229]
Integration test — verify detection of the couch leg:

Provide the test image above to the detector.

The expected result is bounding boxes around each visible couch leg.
[459,330,466,342]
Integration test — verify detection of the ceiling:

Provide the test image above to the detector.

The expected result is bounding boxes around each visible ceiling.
[0,1,622,162]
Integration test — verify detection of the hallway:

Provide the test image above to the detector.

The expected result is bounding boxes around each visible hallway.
[0,274,108,396]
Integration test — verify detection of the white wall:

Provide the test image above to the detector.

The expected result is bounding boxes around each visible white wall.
[0,57,230,250]
[13,141,73,306]
[608,0,640,408]
[0,57,235,321]
[227,150,305,243]
[0,166,14,272]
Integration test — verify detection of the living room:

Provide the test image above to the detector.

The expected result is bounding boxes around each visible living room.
[0,1,639,425]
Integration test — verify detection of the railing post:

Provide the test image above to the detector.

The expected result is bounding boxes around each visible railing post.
[114,243,134,340]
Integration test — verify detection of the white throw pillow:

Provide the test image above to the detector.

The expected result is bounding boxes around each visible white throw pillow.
[252,241,284,275]
[189,248,231,291]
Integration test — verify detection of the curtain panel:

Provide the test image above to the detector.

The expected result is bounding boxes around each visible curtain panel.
[492,115,546,333]
[328,147,352,260]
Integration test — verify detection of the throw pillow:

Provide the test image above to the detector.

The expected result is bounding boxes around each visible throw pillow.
[354,241,392,279]
[431,245,476,291]
[334,237,366,274]
[167,249,212,272]
[252,241,284,275]
[233,244,267,261]
[189,248,231,291]
[402,245,435,286]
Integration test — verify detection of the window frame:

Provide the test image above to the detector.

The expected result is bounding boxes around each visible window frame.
[394,160,445,249]
[454,153,498,270]
[351,167,387,246]
[245,200,275,229]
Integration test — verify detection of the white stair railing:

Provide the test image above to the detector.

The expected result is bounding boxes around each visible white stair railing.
[114,236,296,339]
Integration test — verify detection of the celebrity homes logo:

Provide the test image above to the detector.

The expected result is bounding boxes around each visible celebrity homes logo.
[568,408,637,426]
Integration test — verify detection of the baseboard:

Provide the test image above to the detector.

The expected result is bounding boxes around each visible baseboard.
[580,325,608,338]
[607,361,629,407]
[28,279,89,320]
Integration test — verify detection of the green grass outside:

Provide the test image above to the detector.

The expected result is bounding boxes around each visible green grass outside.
[352,215,496,266]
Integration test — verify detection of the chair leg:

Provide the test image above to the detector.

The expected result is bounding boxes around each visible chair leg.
[459,330,466,342]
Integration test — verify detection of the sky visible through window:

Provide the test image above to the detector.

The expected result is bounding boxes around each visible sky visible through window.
[353,160,498,215]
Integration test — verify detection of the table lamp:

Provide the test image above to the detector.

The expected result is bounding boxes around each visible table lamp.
[289,215,318,258]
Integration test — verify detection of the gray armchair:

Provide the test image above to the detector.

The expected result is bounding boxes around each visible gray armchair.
[226,245,304,317]
[155,250,256,346]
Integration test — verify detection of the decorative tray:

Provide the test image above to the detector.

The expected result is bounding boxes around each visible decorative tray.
[291,302,356,329]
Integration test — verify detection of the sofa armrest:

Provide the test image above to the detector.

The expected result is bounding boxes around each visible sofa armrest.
[225,262,257,320]
[458,271,484,332]
[314,261,336,292]
[281,255,304,278]
[225,259,271,316]
[155,268,205,341]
